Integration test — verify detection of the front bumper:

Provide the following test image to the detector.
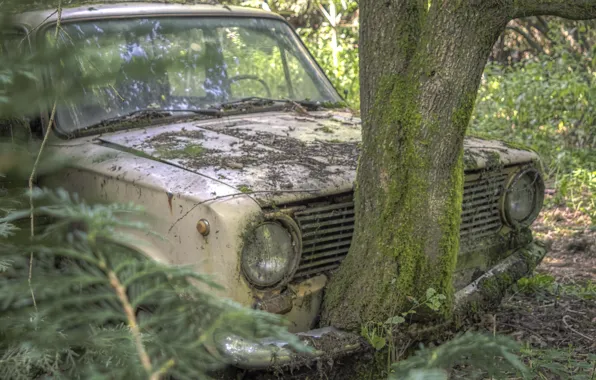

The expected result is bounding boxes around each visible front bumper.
[217,241,547,371]
[454,240,547,310]
[216,327,364,370]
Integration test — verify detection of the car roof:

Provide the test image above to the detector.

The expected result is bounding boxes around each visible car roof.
[13,2,283,30]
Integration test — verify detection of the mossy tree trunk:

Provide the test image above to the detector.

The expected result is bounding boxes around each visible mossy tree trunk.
[322,0,596,330]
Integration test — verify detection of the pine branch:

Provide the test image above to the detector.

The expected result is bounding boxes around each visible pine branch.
[1,188,307,379]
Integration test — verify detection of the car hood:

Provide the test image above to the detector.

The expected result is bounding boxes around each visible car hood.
[98,110,539,206]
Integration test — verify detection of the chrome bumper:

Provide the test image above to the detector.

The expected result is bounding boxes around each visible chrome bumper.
[217,242,547,370]
[215,327,364,370]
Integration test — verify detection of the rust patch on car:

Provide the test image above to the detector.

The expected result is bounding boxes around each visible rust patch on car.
[167,191,174,214]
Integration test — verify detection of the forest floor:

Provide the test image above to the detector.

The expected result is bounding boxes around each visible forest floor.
[241,197,595,380]
[460,201,596,379]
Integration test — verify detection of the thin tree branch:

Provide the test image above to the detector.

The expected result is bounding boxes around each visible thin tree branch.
[562,315,594,342]
[505,25,545,54]
[511,0,596,21]
[18,10,58,47]
[535,16,550,32]
[27,99,57,312]
[27,0,62,314]
[149,359,175,380]
[527,18,555,44]
[107,270,153,374]
[167,188,320,233]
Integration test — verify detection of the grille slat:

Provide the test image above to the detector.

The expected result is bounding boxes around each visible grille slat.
[460,212,500,228]
[303,224,355,238]
[302,231,354,246]
[462,198,500,211]
[302,239,352,254]
[460,221,502,237]
[294,202,355,218]
[298,216,356,230]
[298,257,347,270]
[295,264,342,278]
[292,171,508,280]
[464,189,500,202]
[301,247,351,262]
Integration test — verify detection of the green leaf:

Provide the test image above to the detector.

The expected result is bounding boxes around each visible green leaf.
[426,288,437,299]
[370,335,386,351]
[384,315,405,326]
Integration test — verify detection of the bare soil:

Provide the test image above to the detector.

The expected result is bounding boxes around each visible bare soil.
[463,200,596,379]
[534,206,596,283]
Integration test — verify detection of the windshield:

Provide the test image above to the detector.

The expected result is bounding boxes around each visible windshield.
[46,17,341,133]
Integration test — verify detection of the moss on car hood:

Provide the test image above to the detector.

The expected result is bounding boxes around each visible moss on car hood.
[98,110,539,206]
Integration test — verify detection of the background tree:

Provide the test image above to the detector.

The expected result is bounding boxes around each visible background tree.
[321,1,596,329]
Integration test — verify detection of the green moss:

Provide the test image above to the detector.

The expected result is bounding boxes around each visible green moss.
[480,264,523,303]
[467,132,537,154]
[317,126,334,134]
[375,75,429,314]
[300,291,314,310]
[463,151,480,169]
[319,100,348,109]
[482,150,502,171]
[500,140,537,153]
[238,185,252,193]
[155,143,204,159]
[91,152,118,164]
[326,72,464,322]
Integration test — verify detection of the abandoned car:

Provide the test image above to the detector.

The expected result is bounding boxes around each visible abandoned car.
[8,2,546,369]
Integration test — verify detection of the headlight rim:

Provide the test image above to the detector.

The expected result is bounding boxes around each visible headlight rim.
[240,214,302,289]
[500,167,545,229]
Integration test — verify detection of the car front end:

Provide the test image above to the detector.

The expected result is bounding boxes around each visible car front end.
[14,2,547,371]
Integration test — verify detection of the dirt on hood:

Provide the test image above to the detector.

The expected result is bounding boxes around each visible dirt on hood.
[98,110,539,206]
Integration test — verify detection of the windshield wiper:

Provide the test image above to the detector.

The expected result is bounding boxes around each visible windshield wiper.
[209,97,346,112]
[208,97,283,110]
[87,108,221,131]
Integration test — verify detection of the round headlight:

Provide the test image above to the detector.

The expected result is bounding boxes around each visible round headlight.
[241,219,301,288]
[503,169,545,228]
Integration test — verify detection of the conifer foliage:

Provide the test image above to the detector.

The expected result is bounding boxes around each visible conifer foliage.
[0,188,304,379]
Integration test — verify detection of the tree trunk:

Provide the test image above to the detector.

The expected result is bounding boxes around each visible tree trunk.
[322,0,596,330]
[321,2,508,330]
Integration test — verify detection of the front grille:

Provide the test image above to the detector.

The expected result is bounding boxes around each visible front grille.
[292,171,509,280]
[294,202,355,278]
[460,171,507,240]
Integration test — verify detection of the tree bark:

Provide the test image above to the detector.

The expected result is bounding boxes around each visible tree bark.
[510,0,596,20]
[321,0,596,331]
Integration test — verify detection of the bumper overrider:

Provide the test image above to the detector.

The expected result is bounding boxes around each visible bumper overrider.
[216,241,547,370]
